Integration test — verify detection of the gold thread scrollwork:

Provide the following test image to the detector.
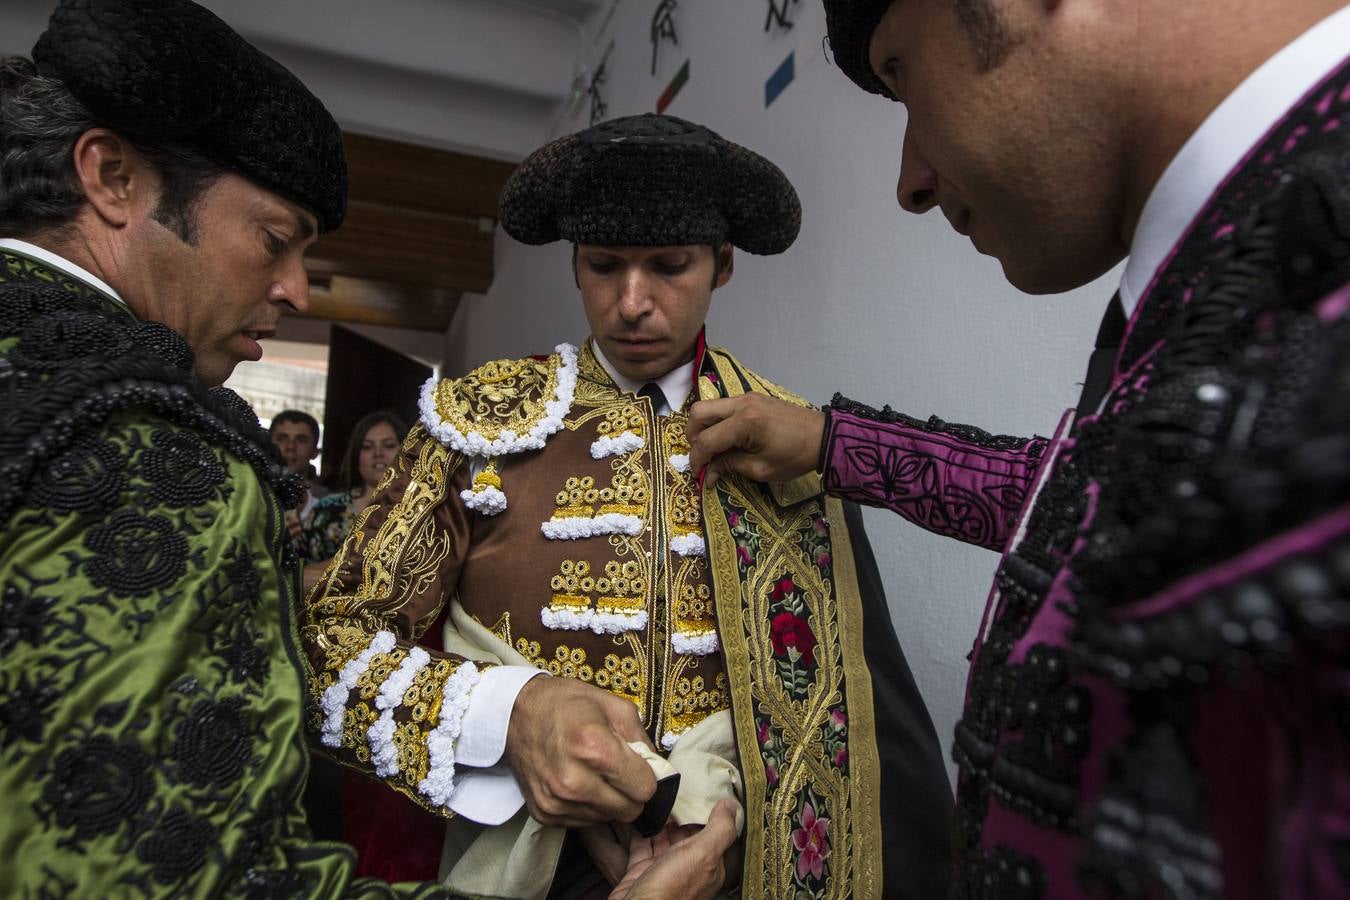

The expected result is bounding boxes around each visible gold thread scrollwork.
[432,355,558,441]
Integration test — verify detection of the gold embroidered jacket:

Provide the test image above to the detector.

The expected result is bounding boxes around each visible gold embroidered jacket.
[303,341,953,899]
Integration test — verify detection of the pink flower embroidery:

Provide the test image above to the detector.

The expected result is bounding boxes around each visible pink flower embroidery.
[770,612,816,665]
[830,708,847,729]
[813,516,829,536]
[757,720,772,746]
[769,575,796,601]
[727,511,741,528]
[833,747,848,768]
[792,802,831,881]
[765,761,779,786]
[816,550,832,568]
[736,544,752,565]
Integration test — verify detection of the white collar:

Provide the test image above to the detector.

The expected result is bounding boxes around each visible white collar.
[0,238,133,315]
[1120,5,1350,317]
[589,338,696,416]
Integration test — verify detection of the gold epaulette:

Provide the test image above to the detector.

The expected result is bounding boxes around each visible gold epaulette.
[417,342,580,515]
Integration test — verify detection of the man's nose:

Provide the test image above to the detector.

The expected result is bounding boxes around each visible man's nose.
[617,270,654,321]
[896,128,939,215]
[270,256,311,313]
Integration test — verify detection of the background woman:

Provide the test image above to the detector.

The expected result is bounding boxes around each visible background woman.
[301,410,407,585]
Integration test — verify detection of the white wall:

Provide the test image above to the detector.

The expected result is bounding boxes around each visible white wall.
[450,0,1119,781]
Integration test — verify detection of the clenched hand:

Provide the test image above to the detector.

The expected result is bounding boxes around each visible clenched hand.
[505,676,657,826]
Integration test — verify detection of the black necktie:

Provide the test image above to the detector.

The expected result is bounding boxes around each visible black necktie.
[639,382,667,414]
[1075,293,1126,418]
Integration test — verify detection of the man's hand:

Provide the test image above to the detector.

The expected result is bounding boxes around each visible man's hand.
[687,394,825,487]
[580,822,634,886]
[608,800,739,900]
[505,677,657,827]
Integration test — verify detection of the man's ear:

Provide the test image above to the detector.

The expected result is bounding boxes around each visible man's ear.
[70,128,155,228]
[714,242,734,289]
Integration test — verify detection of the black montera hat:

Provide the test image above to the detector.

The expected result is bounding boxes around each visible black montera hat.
[32,0,348,232]
[499,113,800,255]
[823,0,899,100]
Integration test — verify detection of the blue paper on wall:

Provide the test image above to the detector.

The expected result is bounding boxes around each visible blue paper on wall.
[765,51,795,107]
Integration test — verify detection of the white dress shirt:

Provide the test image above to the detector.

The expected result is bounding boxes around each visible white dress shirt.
[590,338,697,415]
[1119,5,1350,318]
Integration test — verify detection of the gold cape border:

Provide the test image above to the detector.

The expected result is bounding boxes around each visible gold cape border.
[701,349,884,900]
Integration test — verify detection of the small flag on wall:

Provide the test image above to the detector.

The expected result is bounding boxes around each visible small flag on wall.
[656,58,690,113]
[765,50,795,107]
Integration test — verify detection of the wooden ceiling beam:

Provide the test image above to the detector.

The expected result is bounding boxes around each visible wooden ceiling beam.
[293,274,460,333]
[297,132,513,331]
[307,198,495,293]
[343,133,518,220]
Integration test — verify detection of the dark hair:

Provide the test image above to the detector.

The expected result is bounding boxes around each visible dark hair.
[270,409,321,443]
[570,242,729,289]
[954,0,1016,72]
[339,411,409,492]
[0,56,222,243]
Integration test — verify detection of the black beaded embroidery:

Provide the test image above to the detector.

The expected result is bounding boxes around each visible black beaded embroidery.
[1117,59,1350,372]
[135,806,216,885]
[0,670,61,748]
[0,254,330,893]
[964,846,1048,900]
[133,320,195,371]
[39,733,155,848]
[25,432,128,514]
[0,280,303,522]
[1076,703,1221,899]
[82,509,189,595]
[169,697,258,790]
[142,428,228,507]
[10,309,133,372]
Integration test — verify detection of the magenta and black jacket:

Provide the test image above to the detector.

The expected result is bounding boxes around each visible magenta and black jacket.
[820,59,1350,899]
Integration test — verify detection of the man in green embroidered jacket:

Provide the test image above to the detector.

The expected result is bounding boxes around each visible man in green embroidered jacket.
[306,113,953,899]
[0,3,738,898]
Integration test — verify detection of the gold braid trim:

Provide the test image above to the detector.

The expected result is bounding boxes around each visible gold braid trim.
[702,348,884,900]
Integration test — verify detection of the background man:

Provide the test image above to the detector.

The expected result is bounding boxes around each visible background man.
[688,0,1350,896]
[271,408,330,507]
[307,113,952,899]
[0,1,726,897]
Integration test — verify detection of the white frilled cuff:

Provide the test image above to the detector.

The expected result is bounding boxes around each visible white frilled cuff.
[320,630,397,748]
[369,646,433,777]
[442,665,548,825]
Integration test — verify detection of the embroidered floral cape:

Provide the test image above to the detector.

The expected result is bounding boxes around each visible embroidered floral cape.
[305,340,952,899]
[0,247,480,899]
